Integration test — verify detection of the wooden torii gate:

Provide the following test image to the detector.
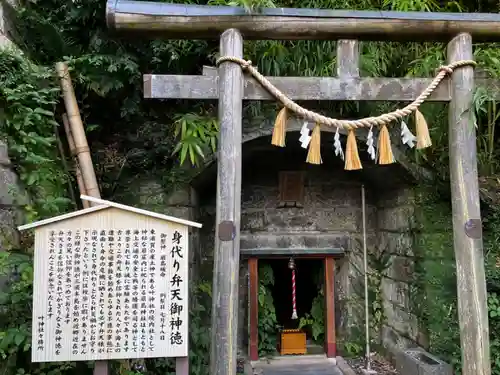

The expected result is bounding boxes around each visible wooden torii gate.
[106,2,500,375]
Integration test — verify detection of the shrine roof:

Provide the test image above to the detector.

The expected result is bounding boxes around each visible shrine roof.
[17,195,203,231]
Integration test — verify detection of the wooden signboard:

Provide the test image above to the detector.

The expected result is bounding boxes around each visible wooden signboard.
[18,196,202,364]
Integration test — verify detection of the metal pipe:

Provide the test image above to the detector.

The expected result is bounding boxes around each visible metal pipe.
[106,0,500,42]
[362,184,372,372]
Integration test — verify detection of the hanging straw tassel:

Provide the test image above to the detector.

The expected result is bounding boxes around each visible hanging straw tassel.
[345,129,362,170]
[377,125,395,165]
[306,124,322,165]
[271,107,288,147]
[415,109,432,149]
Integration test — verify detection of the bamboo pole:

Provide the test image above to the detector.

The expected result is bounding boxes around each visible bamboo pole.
[62,114,90,209]
[55,62,101,202]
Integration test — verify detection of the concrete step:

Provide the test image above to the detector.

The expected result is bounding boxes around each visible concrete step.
[252,355,343,375]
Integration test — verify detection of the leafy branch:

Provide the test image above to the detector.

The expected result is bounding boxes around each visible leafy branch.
[172,112,219,166]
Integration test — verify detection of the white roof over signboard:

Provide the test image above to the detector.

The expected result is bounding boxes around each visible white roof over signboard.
[18,194,203,231]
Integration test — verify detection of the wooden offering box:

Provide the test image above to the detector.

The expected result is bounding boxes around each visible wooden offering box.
[280,329,307,355]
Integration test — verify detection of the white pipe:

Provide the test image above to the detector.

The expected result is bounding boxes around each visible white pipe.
[362,184,372,371]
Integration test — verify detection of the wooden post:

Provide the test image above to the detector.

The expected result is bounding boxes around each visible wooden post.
[248,258,259,361]
[324,257,336,358]
[336,40,360,78]
[448,33,491,375]
[333,40,358,358]
[210,28,243,375]
[176,357,189,375]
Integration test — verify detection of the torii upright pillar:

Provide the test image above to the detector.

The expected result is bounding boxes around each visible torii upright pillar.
[211,28,244,375]
[448,33,490,375]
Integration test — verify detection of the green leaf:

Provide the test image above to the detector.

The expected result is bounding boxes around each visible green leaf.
[26,173,37,186]
[14,333,25,346]
[180,144,188,165]
[33,108,53,116]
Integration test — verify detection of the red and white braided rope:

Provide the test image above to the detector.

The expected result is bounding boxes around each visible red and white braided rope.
[291,269,298,319]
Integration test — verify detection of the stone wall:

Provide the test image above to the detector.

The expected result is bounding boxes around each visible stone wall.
[195,141,382,355]
[377,188,423,358]
[0,140,22,252]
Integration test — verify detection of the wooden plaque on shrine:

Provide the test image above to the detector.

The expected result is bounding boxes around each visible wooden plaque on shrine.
[18,196,202,363]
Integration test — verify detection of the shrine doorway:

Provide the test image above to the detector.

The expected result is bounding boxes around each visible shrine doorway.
[247,255,337,361]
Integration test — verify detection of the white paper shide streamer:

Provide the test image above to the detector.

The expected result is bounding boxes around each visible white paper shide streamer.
[366,126,376,161]
[401,120,417,148]
[299,122,312,149]
[334,127,344,160]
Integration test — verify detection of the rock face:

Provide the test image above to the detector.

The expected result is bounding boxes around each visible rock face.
[0,0,18,48]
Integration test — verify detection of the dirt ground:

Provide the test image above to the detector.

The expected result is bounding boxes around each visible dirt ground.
[345,353,399,375]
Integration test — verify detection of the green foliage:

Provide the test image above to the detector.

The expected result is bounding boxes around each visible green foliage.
[0,49,72,220]
[0,252,34,361]
[257,263,279,356]
[412,186,500,374]
[188,282,212,375]
[368,251,390,335]
[411,187,462,371]
[172,112,219,166]
[297,293,324,343]
[309,294,325,342]
[5,0,216,197]
[342,341,363,358]
[298,267,325,344]
[484,206,500,375]
[488,293,500,373]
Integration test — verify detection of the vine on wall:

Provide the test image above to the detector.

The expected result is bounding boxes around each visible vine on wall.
[368,252,390,337]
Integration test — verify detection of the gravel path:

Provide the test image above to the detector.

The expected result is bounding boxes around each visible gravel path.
[345,353,399,375]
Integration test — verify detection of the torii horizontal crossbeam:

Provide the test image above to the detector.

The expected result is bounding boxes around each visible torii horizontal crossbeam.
[144,69,500,101]
[107,0,500,42]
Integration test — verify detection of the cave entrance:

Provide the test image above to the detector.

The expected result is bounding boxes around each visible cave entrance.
[248,256,336,360]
